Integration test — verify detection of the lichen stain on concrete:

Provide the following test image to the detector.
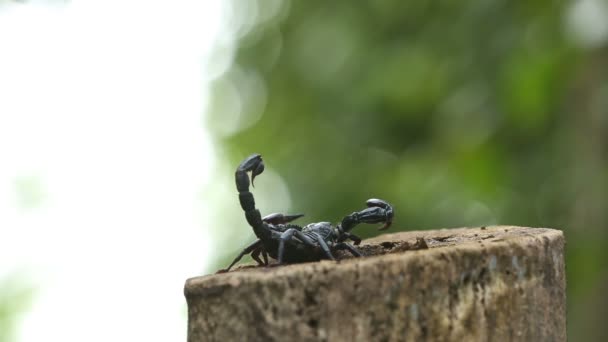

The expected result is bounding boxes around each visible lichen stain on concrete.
[489,255,497,272]
[552,251,561,278]
[511,255,526,281]
[409,303,419,321]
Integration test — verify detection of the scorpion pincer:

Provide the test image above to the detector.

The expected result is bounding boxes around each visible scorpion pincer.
[220,153,394,272]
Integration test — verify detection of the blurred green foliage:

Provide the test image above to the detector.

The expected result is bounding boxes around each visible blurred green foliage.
[208,0,608,340]
[0,275,36,342]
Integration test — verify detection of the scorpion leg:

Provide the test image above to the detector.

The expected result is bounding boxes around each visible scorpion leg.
[227,210,287,268]
[335,242,363,257]
[343,232,362,245]
[278,228,316,264]
[313,233,336,261]
[250,246,265,266]
[219,239,263,272]
[261,249,269,265]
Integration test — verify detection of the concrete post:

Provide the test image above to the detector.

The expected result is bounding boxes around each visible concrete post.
[185,226,566,341]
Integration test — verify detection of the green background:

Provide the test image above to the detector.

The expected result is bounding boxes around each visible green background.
[208,1,608,341]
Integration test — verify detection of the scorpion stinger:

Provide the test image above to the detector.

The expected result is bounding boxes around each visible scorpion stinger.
[251,158,264,187]
[220,153,395,272]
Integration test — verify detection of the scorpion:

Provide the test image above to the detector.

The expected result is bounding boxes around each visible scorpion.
[220,153,394,272]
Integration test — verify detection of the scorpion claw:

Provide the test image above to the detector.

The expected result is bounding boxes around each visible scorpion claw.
[283,214,304,222]
[366,199,394,231]
[340,198,394,233]
[263,213,305,225]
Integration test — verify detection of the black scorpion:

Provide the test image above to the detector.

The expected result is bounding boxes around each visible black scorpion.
[220,153,394,272]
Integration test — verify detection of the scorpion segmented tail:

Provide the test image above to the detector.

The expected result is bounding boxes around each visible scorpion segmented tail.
[235,154,271,240]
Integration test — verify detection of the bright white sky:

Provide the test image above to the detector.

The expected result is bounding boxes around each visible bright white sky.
[0,1,228,340]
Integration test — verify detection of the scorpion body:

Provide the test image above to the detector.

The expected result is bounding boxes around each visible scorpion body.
[221,153,394,272]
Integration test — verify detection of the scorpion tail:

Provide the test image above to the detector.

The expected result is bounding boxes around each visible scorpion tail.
[235,154,271,240]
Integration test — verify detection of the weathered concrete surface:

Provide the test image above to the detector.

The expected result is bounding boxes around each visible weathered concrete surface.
[185,226,566,342]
